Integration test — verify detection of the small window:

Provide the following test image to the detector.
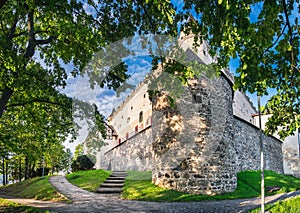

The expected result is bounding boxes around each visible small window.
[192,94,202,103]
[135,125,138,133]
[131,106,133,110]
[144,94,146,98]
[139,111,143,123]
[127,117,130,123]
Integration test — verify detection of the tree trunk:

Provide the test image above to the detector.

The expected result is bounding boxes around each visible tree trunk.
[24,156,29,180]
[30,163,35,178]
[5,158,8,185]
[19,157,22,182]
[2,157,5,186]
[0,87,13,118]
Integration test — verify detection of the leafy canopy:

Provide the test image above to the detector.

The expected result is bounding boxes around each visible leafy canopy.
[181,0,299,138]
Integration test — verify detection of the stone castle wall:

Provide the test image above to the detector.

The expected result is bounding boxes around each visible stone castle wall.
[102,127,152,171]
[233,116,283,174]
[151,73,283,195]
[152,74,238,195]
[102,73,283,195]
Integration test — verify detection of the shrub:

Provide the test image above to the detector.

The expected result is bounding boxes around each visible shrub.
[71,155,94,172]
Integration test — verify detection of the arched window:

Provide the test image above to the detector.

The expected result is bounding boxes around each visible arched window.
[139,111,143,123]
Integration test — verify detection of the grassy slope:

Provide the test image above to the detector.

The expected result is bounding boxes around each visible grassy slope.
[0,198,49,213]
[0,176,66,213]
[66,169,111,192]
[248,196,300,213]
[122,170,300,202]
[0,176,68,202]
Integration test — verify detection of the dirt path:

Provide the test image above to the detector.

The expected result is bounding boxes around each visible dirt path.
[1,176,300,213]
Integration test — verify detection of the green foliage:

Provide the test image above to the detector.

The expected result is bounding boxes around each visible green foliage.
[0,0,132,182]
[122,170,300,202]
[0,176,68,202]
[66,169,111,192]
[73,144,84,160]
[71,155,94,172]
[182,0,300,138]
[248,196,300,213]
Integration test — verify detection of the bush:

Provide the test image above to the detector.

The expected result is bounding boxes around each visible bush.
[71,155,94,172]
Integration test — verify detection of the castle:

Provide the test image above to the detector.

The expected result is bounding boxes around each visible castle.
[86,33,300,195]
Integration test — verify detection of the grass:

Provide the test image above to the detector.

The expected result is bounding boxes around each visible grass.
[121,170,300,202]
[248,195,300,213]
[0,176,68,202]
[66,169,111,192]
[0,198,49,213]
[0,176,65,213]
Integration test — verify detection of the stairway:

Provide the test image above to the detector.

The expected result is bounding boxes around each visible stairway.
[96,171,127,194]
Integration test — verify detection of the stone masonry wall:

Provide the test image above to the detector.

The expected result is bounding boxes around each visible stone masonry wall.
[152,73,237,195]
[233,116,283,174]
[102,127,152,171]
[151,73,283,195]
[102,73,283,195]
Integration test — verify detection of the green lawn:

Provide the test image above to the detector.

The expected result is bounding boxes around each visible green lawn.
[248,195,300,213]
[0,176,66,213]
[66,169,111,192]
[121,170,300,202]
[0,197,54,213]
[0,176,68,202]
[0,198,48,213]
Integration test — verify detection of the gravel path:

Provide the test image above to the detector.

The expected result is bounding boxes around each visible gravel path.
[2,175,300,213]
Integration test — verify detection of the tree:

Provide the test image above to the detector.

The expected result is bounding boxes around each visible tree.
[71,154,94,172]
[181,0,299,138]
[74,143,84,161]
[0,0,134,179]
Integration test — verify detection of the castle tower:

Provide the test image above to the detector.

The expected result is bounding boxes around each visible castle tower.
[152,71,237,195]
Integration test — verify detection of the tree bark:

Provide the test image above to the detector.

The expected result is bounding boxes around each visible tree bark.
[19,157,22,182]
[0,87,13,118]
[5,158,8,184]
[25,156,29,180]
[2,157,5,186]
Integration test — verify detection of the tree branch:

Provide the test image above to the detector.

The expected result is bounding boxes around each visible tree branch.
[24,9,36,58]
[36,36,57,45]
[78,4,111,36]
[282,0,293,40]
[8,15,19,39]
[282,0,295,67]
[0,87,13,117]
[138,0,155,34]
[6,99,69,109]
[262,23,287,56]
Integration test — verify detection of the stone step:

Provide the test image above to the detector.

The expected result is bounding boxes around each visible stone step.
[101,183,124,188]
[104,179,125,184]
[111,173,127,177]
[96,171,127,194]
[106,176,126,180]
[96,187,123,193]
